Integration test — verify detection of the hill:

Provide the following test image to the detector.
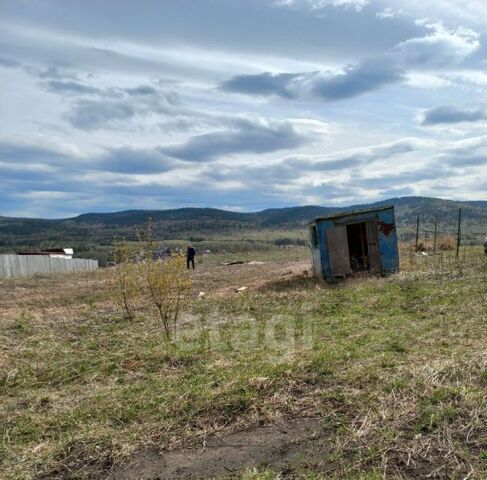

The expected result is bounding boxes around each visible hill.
[0,197,486,251]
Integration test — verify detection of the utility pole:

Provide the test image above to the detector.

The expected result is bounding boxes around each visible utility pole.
[415,214,420,252]
[433,216,438,254]
[456,208,462,257]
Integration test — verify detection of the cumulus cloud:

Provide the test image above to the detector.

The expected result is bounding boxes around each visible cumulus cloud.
[420,106,487,125]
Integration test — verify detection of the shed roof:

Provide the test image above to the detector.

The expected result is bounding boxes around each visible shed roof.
[310,205,394,224]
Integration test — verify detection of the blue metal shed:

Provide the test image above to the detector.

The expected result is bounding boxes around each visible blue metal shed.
[308,205,399,282]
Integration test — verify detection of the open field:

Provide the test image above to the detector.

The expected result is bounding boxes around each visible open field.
[1,246,486,479]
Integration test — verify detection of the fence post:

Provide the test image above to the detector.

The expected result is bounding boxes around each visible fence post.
[456,208,462,257]
[433,216,438,254]
[415,214,420,252]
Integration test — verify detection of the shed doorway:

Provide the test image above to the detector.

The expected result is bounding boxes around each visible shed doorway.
[326,219,382,277]
[347,222,369,272]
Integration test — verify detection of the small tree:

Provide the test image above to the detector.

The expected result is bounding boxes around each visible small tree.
[140,219,192,339]
[109,239,139,320]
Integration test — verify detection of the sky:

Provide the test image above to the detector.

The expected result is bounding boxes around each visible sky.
[1,0,487,218]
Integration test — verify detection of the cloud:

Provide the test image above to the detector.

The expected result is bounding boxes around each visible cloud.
[1,1,487,217]
[64,89,182,130]
[420,106,487,125]
[221,59,402,100]
[33,70,185,130]
[44,79,101,95]
[98,147,176,173]
[160,118,310,161]
[288,137,421,169]
[393,22,480,68]
[375,0,487,28]
[65,99,137,129]
[38,65,81,80]
[0,57,22,68]
[376,8,404,20]
[204,138,426,188]
[0,139,82,164]
[0,138,179,175]
[439,135,487,166]
[0,132,484,218]
[273,0,369,12]
[311,58,402,99]
[220,72,300,99]
[125,85,158,96]
[220,22,479,101]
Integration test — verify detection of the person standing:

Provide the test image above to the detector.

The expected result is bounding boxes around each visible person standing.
[186,244,196,269]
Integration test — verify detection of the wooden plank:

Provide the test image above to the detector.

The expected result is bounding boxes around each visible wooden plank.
[326,225,351,276]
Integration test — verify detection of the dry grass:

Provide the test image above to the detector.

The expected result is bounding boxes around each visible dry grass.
[1,246,486,479]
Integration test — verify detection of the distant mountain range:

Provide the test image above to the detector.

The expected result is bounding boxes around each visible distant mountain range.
[1,196,486,249]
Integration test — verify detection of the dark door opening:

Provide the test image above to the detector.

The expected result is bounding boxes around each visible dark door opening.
[346,222,370,272]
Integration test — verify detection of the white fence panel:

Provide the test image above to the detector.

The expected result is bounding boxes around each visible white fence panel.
[0,255,98,278]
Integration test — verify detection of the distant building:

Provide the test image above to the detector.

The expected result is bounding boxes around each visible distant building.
[17,248,74,259]
[1,248,97,278]
[308,206,399,282]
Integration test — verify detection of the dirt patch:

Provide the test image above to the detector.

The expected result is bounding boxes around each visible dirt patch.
[191,260,311,298]
[0,258,311,319]
[110,417,329,479]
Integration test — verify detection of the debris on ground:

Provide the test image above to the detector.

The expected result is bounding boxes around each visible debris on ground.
[235,286,248,293]
[221,260,266,266]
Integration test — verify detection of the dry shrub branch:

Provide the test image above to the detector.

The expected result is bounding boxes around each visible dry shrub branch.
[110,218,192,338]
[107,238,139,320]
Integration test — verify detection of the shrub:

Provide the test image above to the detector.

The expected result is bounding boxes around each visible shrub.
[139,219,192,339]
[109,219,192,336]
[108,239,139,321]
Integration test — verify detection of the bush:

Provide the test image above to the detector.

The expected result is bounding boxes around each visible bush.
[109,219,192,339]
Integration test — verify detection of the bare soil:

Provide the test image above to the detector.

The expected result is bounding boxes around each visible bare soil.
[190,259,311,297]
[0,257,311,320]
[110,417,328,479]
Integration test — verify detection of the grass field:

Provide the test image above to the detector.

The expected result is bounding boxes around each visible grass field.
[1,246,486,479]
